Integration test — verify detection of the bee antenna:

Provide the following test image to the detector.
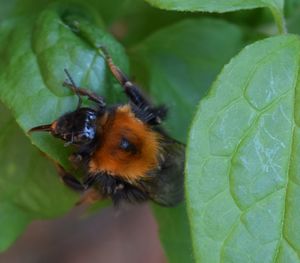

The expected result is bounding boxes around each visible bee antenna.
[64,69,77,88]
[64,68,82,109]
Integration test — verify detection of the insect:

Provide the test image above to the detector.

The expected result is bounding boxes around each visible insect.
[29,47,185,206]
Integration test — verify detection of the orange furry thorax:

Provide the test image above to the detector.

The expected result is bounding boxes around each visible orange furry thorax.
[88,105,161,180]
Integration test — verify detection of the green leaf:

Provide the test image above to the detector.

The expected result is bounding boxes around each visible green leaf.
[143,0,283,12]
[0,5,128,167]
[0,103,78,251]
[0,0,120,22]
[130,18,255,262]
[152,204,194,263]
[186,35,300,262]
[130,18,254,142]
[285,0,300,18]
[0,203,29,252]
[104,0,200,46]
[0,5,129,250]
[286,4,300,35]
[143,0,286,34]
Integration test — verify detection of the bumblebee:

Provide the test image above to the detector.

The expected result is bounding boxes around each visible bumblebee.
[30,47,184,206]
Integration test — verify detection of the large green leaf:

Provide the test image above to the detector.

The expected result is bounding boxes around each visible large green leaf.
[0,104,78,251]
[0,4,128,250]
[0,5,128,167]
[130,18,255,263]
[186,35,300,262]
[143,0,285,33]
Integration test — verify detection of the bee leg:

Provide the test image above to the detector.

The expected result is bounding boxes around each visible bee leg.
[63,81,105,107]
[99,46,167,125]
[55,163,86,191]
[76,189,103,205]
[99,46,148,107]
[55,164,102,205]
[63,69,106,108]
[63,69,83,109]
[83,175,97,188]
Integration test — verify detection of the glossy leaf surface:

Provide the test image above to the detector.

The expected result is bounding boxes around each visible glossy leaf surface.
[186,35,300,263]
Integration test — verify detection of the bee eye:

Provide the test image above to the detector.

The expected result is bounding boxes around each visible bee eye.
[119,138,130,150]
[119,137,137,154]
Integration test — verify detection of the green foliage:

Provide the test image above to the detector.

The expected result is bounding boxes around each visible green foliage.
[0,0,299,262]
[144,0,286,33]
[130,18,255,141]
[144,0,283,11]
[186,35,300,263]
[0,104,77,251]
[0,6,128,165]
[130,19,255,262]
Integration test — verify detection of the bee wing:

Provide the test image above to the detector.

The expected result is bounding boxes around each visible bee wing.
[144,138,185,206]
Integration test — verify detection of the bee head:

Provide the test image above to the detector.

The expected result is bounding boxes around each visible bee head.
[29,108,98,146]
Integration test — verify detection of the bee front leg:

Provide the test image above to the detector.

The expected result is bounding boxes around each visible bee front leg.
[99,46,167,125]
[63,79,105,107]
[55,163,86,191]
[55,164,102,205]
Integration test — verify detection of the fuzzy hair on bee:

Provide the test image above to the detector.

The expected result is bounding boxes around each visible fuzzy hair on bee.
[29,47,185,206]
